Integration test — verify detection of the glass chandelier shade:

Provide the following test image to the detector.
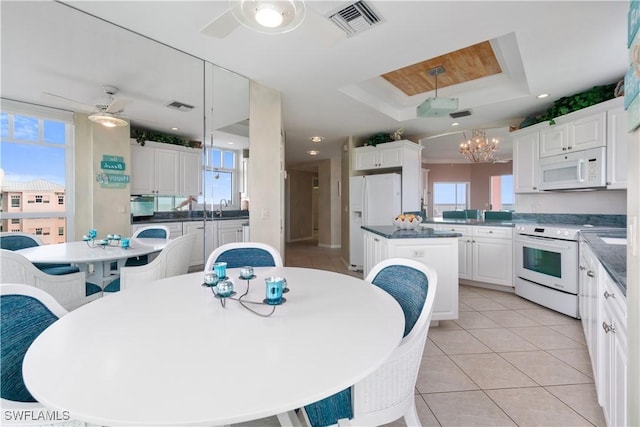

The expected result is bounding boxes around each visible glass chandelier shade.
[459,129,499,163]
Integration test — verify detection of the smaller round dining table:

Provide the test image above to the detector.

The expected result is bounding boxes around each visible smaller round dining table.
[16,238,167,288]
[23,266,404,427]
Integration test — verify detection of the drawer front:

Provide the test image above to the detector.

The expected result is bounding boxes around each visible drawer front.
[432,224,472,236]
[473,226,512,239]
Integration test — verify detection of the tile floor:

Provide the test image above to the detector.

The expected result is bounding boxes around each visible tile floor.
[238,240,606,427]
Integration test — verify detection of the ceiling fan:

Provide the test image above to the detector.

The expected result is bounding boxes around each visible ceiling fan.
[201,0,307,38]
[44,85,130,127]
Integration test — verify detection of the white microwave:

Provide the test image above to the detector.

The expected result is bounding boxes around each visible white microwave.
[538,147,606,190]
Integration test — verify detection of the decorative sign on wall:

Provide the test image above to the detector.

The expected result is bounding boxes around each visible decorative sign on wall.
[97,155,129,189]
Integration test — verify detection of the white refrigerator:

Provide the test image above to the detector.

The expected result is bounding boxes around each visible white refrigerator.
[349,173,402,270]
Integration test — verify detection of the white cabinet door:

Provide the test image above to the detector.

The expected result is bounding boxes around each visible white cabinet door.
[377,146,403,168]
[180,151,202,196]
[472,236,513,286]
[606,105,628,189]
[513,131,540,193]
[354,148,379,170]
[578,241,600,377]
[183,221,206,267]
[570,112,606,151]
[540,123,570,157]
[598,273,627,427]
[130,144,155,194]
[458,238,473,280]
[154,148,180,195]
[217,220,245,246]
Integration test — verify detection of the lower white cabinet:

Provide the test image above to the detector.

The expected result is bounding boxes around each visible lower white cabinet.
[217,220,246,246]
[433,225,513,288]
[598,273,627,427]
[579,239,627,427]
[362,230,458,321]
[183,221,215,267]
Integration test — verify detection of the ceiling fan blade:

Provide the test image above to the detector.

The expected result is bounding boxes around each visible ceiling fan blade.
[200,9,239,38]
[106,97,131,114]
[42,91,95,111]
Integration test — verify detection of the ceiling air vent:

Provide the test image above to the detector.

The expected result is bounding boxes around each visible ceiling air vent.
[450,110,471,119]
[166,100,194,112]
[328,1,382,37]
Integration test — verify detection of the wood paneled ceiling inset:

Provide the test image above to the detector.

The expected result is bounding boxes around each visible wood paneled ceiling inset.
[381,41,502,96]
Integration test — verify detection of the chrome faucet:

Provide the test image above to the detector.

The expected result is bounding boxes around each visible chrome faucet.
[217,198,228,217]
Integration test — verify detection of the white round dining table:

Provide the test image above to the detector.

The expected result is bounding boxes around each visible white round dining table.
[23,266,404,427]
[16,238,168,288]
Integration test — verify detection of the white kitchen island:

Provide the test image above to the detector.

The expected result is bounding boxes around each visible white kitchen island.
[362,225,460,321]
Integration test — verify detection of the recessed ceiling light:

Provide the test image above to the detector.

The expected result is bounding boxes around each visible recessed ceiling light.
[451,122,459,127]
[227,142,235,145]
[537,93,549,99]
[310,136,324,143]
[307,150,319,156]
[171,127,179,131]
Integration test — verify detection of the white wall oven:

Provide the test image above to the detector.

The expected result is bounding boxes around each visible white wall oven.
[514,224,580,318]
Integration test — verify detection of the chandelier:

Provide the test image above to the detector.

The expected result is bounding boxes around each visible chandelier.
[459,129,499,163]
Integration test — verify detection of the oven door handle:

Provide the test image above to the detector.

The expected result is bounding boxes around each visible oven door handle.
[516,234,574,249]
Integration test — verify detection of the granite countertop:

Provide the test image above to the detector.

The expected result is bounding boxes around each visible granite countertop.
[580,230,627,296]
[132,210,249,224]
[362,225,461,239]
[423,218,518,227]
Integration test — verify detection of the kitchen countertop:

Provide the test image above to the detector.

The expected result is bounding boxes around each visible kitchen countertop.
[580,230,627,296]
[423,218,518,227]
[362,225,461,239]
[132,210,249,224]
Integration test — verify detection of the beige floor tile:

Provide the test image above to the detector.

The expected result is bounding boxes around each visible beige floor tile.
[432,320,463,330]
[500,351,593,386]
[468,328,539,352]
[545,384,606,427]
[549,324,587,345]
[450,353,537,389]
[424,337,445,357]
[381,395,441,427]
[423,390,516,426]
[480,310,541,327]
[458,301,474,312]
[486,387,592,426]
[459,285,484,298]
[515,308,581,326]
[460,297,509,311]
[486,293,543,310]
[546,348,595,379]
[452,311,501,329]
[428,329,493,355]
[509,326,586,350]
[415,356,479,393]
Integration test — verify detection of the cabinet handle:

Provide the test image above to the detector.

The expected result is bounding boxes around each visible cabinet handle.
[488,230,493,233]
[579,265,585,271]
[373,238,379,242]
[533,186,538,190]
[587,270,595,278]
[567,146,573,150]
[603,290,615,299]
[602,321,615,334]
[562,147,567,151]
[606,182,612,186]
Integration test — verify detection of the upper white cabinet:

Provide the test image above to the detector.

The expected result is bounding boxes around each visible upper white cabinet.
[353,140,423,211]
[513,131,540,193]
[511,97,625,192]
[539,112,606,158]
[606,103,628,189]
[130,141,202,196]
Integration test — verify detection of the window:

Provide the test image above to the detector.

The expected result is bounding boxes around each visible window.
[35,228,42,235]
[490,175,514,211]
[433,182,468,216]
[202,148,238,206]
[58,226,64,236]
[0,101,73,244]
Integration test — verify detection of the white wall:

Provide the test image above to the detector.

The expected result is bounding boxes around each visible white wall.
[248,81,284,256]
[627,130,639,426]
[515,190,626,214]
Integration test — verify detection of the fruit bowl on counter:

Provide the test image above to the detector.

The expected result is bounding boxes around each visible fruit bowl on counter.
[392,214,423,229]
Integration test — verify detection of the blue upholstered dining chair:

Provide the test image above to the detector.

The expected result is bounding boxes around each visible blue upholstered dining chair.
[204,242,283,271]
[294,258,438,427]
[104,234,196,293]
[0,284,88,426]
[124,225,170,267]
[0,232,80,276]
[442,210,468,219]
